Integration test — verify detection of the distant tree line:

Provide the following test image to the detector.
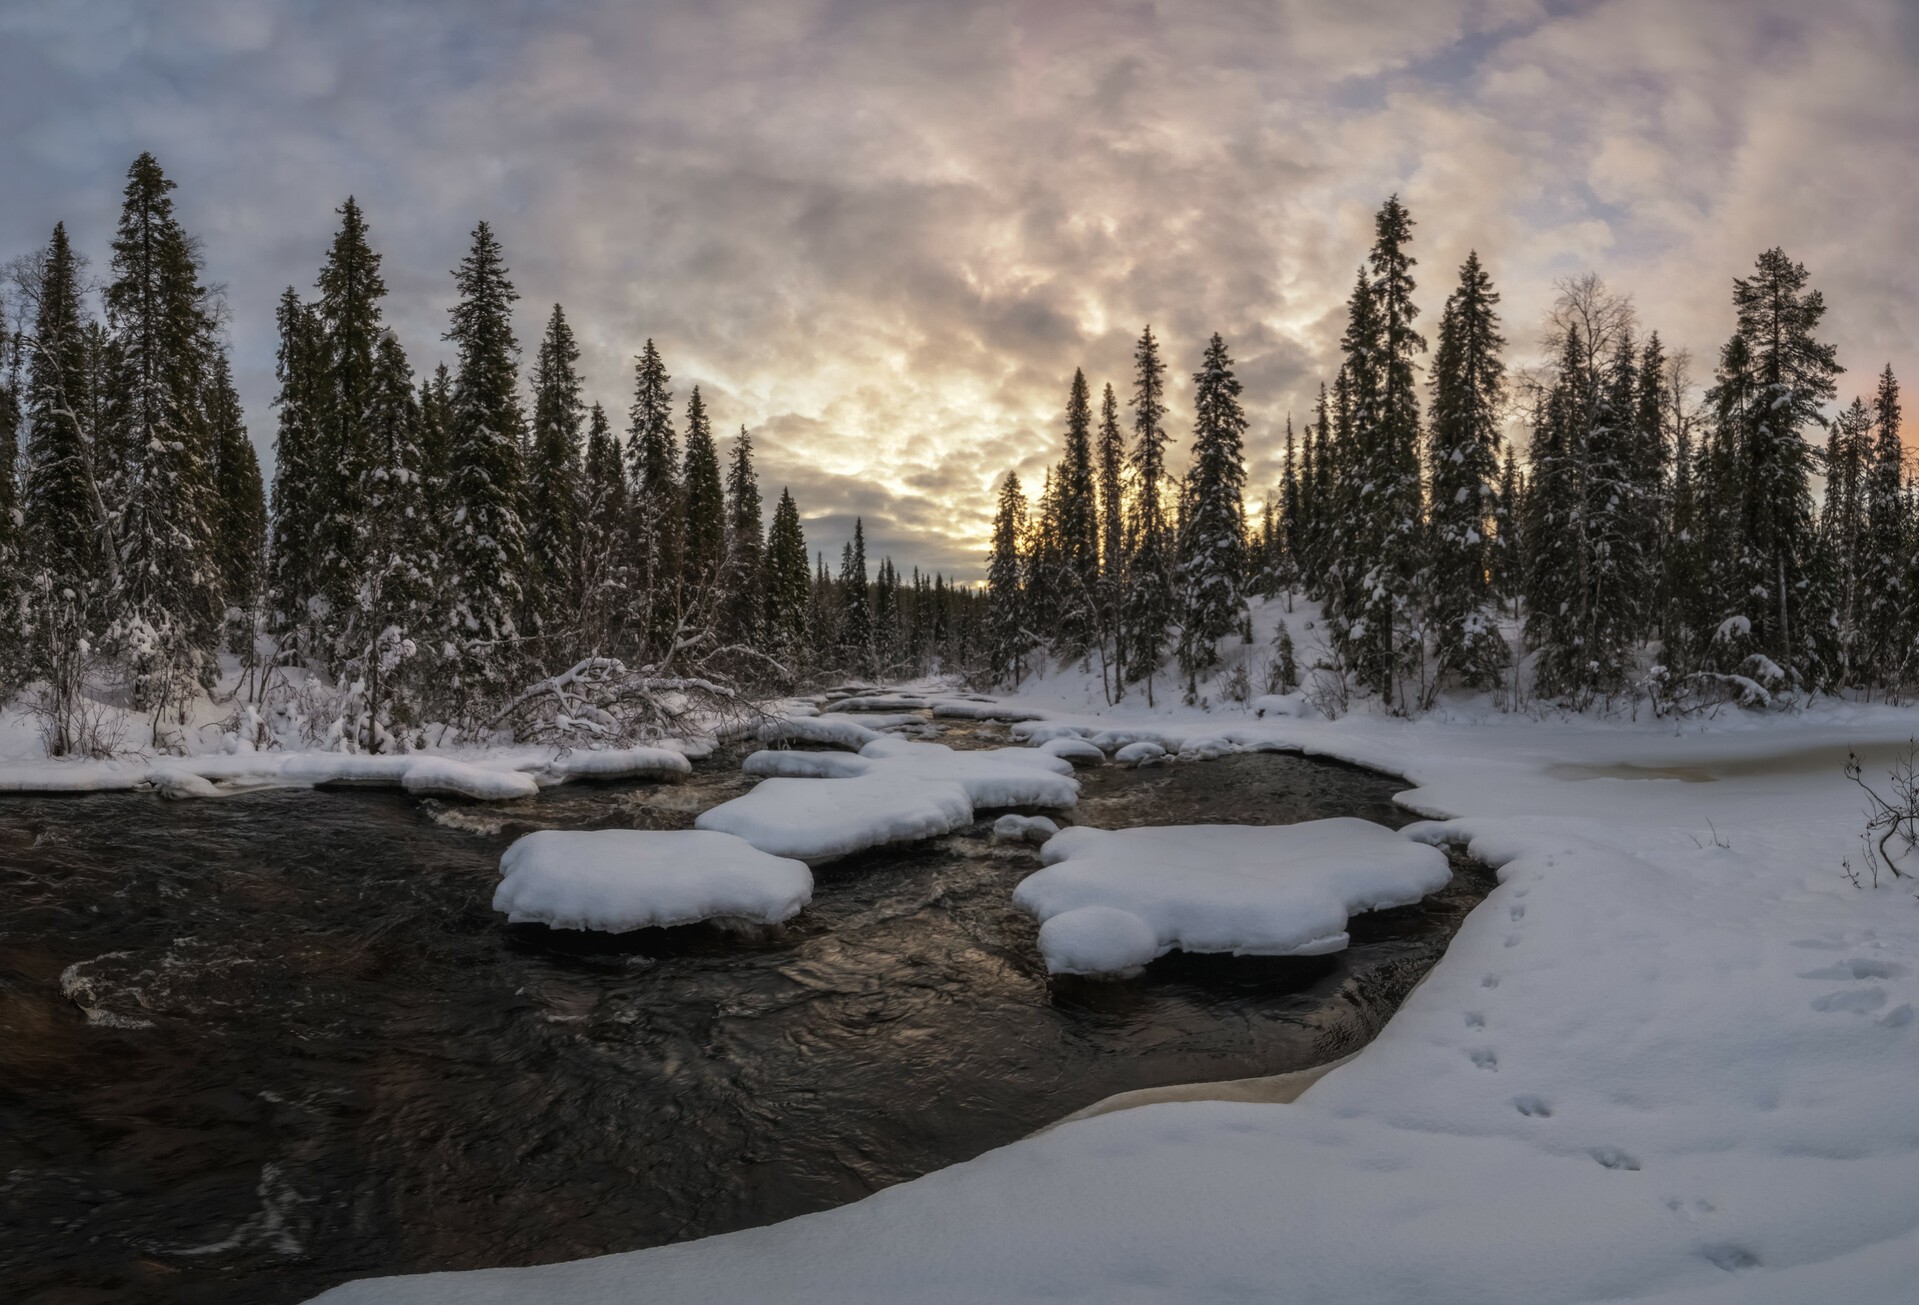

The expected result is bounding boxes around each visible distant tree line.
[988,195,1899,715]
[0,154,986,754]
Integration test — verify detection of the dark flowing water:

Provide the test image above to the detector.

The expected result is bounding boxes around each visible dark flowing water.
[0,727,1490,1305]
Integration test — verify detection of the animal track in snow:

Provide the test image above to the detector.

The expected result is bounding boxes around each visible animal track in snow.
[1666,1197,1716,1219]
[1881,1003,1912,1028]
[1510,905,1526,922]
[1810,987,1887,1014]
[1701,1244,1759,1273]
[1513,1095,1551,1117]
[1797,958,1906,981]
[1504,933,1522,948]
[1482,974,1500,989]
[1464,1011,1486,1029]
[1590,1146,1640,1171]
[1467,1047,1498,1070]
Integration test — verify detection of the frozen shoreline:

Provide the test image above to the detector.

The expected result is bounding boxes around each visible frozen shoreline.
[307,687,1919,1305]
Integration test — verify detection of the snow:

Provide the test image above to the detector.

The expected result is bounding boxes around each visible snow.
[541,746,693,782]
[303,623,1919,1305]
[992,813,1059,844]
[756,713,881,749]
[493,830,810,932]
[1113,740,1167,766]
[1013,820,1452,973]
[695,774,973,864]
[704,735,1076,862]
[929,699,1045,721]
[740,736,1080,810]
[1035,904,1161,977]
[1037,736,1106,766]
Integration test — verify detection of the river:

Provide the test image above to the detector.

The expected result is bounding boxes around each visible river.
[1,725,1489,1304]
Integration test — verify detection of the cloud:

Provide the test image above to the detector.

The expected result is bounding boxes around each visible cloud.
[2,0,1914,579]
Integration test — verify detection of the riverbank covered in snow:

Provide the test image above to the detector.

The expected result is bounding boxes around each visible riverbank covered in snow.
[310,688,1919,1305]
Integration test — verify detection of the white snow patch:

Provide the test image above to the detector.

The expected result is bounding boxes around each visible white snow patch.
[1014,820,1452,973]
[1113,740,1167,767]
[992,814,1059,844]
[1038,736,1106,766]
[741,736,1079,810]
[696,775,973,864]
[494,830,810,932]
[1036,905,1159,977]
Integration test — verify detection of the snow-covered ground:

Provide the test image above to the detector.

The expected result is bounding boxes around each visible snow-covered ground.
[310,645,1919,1303]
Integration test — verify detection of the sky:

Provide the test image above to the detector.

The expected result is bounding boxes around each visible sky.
[3,0,1916,581]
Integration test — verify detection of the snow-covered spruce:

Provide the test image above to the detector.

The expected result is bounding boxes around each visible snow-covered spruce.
[493,830,810,933]
[1013,820,1452,976]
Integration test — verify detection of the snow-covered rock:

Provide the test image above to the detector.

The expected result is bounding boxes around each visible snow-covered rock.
[696,774,974,863]
[494,830,811,932]
[1178,735,1235,761]
[930,699,1046,721]
[741,736,1079,810]
[1035,904,1161,977]
[755,714,882,750]
[148,765,221,800]
[1009,721,1088,744]
[829,694,930,713]
[1013,819,1452,973]
[541,746,693,782]
[1089,728,1178,753]
[1038,736,1106,766]
[1113,740,1167,767]
[992,814,1059,844]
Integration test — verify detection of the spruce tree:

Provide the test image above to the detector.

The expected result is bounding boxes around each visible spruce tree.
[1340,197,1426,703]
[1860,366,1905,689]
[266,287,332,662]
[1176,333,1248,695]
[1713,248,1842,689]
[524,303,584,652]
[349,330,435,736]
[1821,396,1871,686]
[104,152,222,709]
[1121,325,1175,703]
[1275,417,1301,600]
[626,338,680,652]
[1425,251,1506,686]
[722,425,764,649]
[1523,327,1587,698]
[576,402,630,656]
[762,487,810,673]
[680,386,725,590]
[441,220,529,704]
[1055,368,1100,657]
[987,471,1030,686]
[204,348,265,654]
[1095,380,1126,698]
[838,518,873,675]
[20,223,109,600]
[312,196,387,652]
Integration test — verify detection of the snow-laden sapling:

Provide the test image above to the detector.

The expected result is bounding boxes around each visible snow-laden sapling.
[1842,741,1919,889]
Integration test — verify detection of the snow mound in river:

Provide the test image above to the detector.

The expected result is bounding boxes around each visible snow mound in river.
[1014,819,1451,974]
[696,774,974,864]
[494,829,810,931]
[741,736,1079,809]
